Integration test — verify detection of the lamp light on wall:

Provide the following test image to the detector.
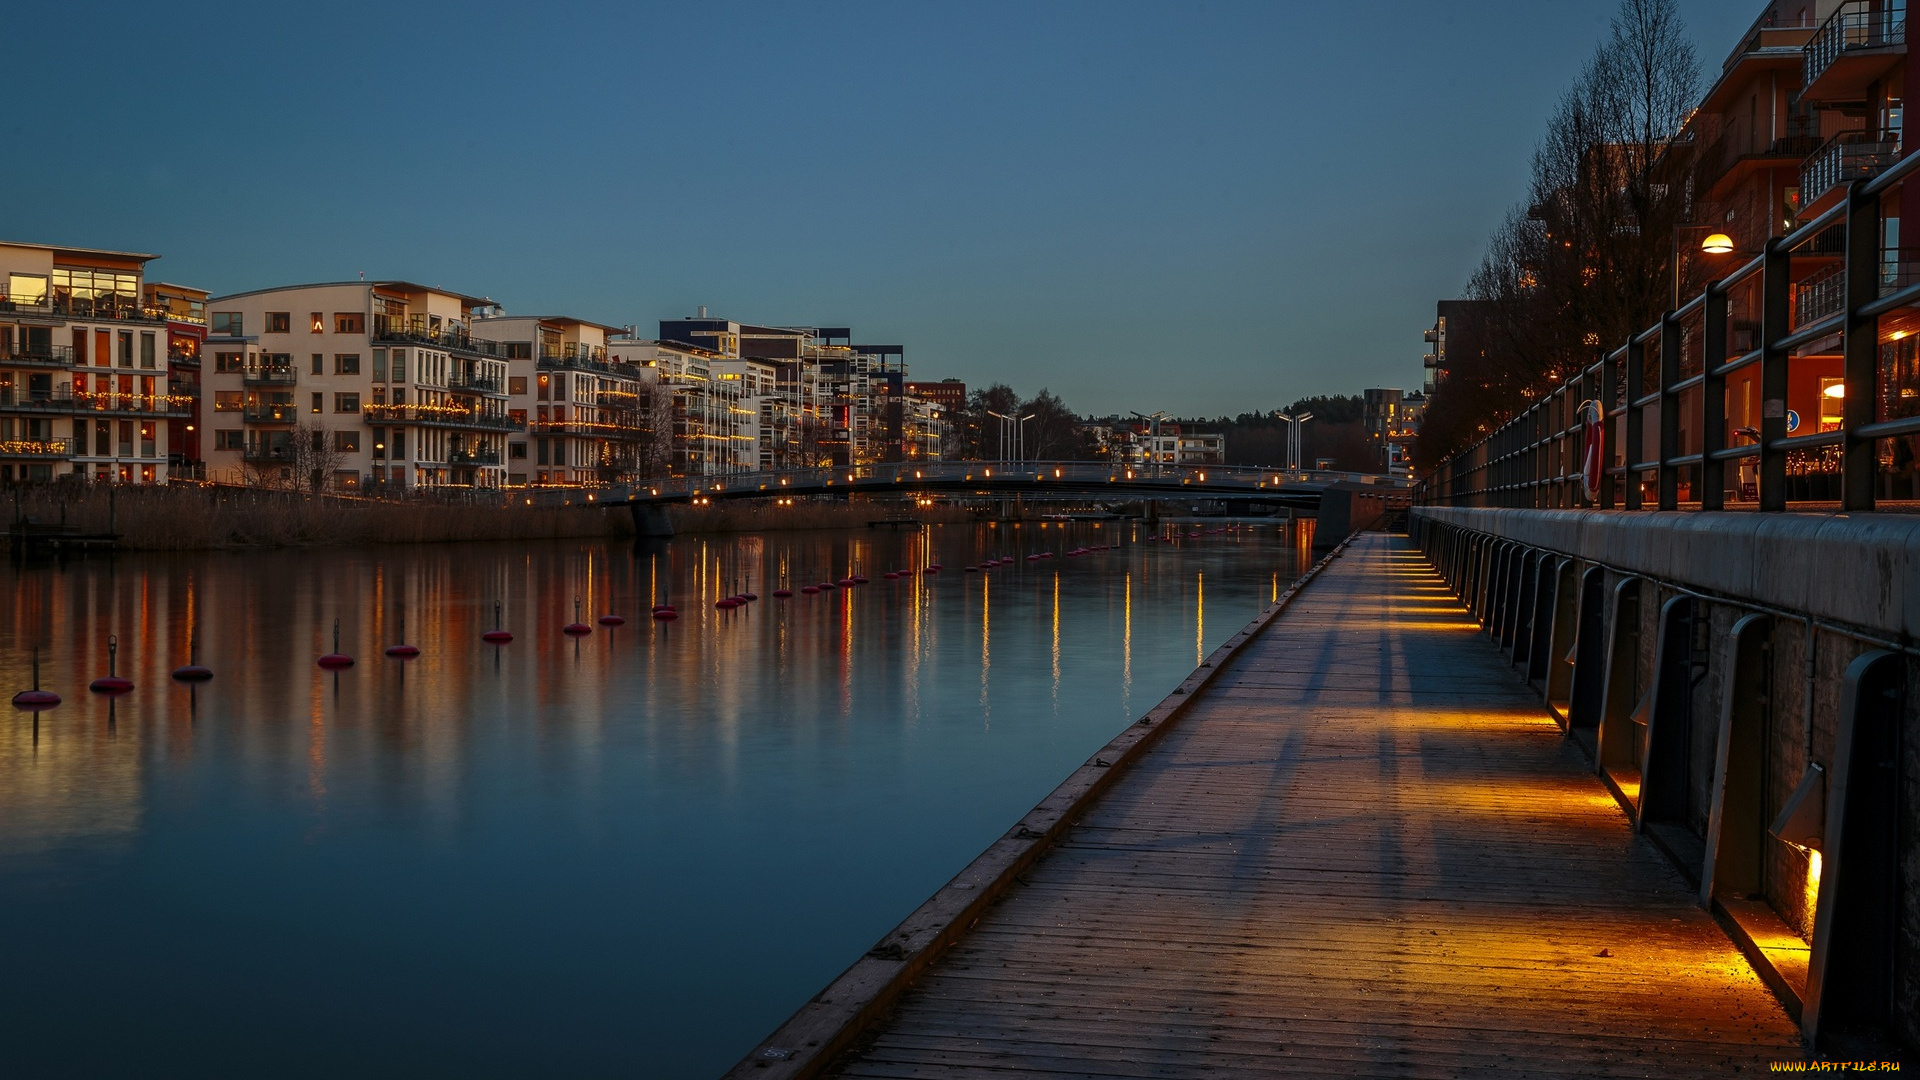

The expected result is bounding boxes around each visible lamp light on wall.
[1701,233,1736,254]
[1822,383,1847,399]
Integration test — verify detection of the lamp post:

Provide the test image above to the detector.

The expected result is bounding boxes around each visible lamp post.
[1017,413,1035,465]
[1131,410,1170,476]
[1275,411,1313,471]
[985,409,1013,464]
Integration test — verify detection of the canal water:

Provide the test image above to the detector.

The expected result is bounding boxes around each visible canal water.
[1,520,1310,1078]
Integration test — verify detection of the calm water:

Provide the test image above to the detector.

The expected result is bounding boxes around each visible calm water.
[1,520,1310,1078]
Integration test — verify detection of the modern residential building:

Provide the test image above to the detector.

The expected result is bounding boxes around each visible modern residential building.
[201,282,516,491]
[473,314,648,487]
[0,240,191,484]
[904,379,967,412]
[607,337,749,475]
[146,281,208,478]
[1421,299,1492,397]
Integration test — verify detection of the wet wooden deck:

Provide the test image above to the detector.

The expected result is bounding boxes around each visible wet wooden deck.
[826,533,1801,1077]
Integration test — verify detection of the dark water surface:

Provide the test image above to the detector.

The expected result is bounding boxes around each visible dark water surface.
[2,520,1310,1078]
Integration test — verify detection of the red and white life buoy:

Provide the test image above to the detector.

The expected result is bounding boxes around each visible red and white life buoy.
[1578,400,1603,502]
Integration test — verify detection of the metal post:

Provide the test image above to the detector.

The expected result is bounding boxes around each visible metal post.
[1658,316,1681,510]
[1702,282,1729,511]
[1759,238,1791,511]
[1625,338,1646,510]
[1842,179,1880,511]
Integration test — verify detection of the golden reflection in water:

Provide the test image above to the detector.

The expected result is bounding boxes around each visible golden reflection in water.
[980,571,991,724]
[1195,571,1205,667]
[1122,572,1132,716]
[1050,572,1061,710]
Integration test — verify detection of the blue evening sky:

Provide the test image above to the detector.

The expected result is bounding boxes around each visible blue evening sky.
[4,1,1760,416]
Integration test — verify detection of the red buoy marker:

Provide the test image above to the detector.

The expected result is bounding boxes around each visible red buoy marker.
[89,635,134,694]
[13,647,61,709]
[598,614,626,626]
[172,630,213,682]
[482,602,514,644]
[318,620,354,669]
[564,598,593,635]
[385,612,420,658]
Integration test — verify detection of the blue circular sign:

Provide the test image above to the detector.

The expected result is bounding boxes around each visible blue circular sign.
[1786,409,1800,433]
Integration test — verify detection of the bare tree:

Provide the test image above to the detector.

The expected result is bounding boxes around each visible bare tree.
[289,421,344,492]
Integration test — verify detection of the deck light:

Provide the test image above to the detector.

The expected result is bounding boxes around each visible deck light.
[1769,763,1826,852]
[1701,233,1735,254]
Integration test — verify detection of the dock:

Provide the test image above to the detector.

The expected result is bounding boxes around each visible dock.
[732,533,1804,1076]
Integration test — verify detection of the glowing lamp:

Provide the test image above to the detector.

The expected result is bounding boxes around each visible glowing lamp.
[1701,233,1735,254]
[1823,383,1846,399]
[1769,762,1826,852]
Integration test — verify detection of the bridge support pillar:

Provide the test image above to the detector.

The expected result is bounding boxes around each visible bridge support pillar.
[630,503,674,538]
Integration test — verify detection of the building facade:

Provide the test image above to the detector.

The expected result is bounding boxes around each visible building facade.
[0,241,190,484]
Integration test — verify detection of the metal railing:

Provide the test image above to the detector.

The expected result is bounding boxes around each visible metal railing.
[450,449,502,466]
[1801,130,1900,207]
[0,388,190,416]
[1805,0,1905,89]
[0,343,77,367]
[362,403,523,431]
[0,437,76,458]
[242,367,298,386]
[1416,143,1920,513]
[242,404,302,423]
[448,371,503,395]
[371,317,507,357]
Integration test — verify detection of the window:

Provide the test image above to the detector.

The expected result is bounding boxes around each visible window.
[311,392,323,413]
[335,313,364,334]
[215,429,244,450]
[509,376,528,396]
[215,352,245,373]
[6,273,48,305]
[372,348,386,381]
[311,353,323,375]
[506,342,531,360]
[334,392,360,413]
[372,387,385,405]
[310,313,324,333]
[213,391,244,412]
[334,430,360,453]
[140,333,156,369]
[391,351,407,382]
[537,373,549,401]
[211,312,242,336]
[392,388,406,405]
[266,312,291,333]
[392,430,407,459]
[334,353,360,375]
[509,441,528,459]
[119,332,133,366]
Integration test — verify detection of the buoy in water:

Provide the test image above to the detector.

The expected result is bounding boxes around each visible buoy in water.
[851,576,868,585]
[923,566,939,574]
[716,598,739,610]
[883,572,899,580]
[836,577,856,587]
[318,620,354,669]
[801,585,820,595]
[652,608,679,621]
[563,597,593,635]
[89,635,134,694]
[818,581,837,590]
[172,630,213,681]
[773,589,793,599]
[12,647,61,709]
[483,602,514,644]
[599,614,626,626]
[384,612,420,658]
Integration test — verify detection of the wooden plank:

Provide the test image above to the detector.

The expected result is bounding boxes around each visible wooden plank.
[782,534,1803,1077]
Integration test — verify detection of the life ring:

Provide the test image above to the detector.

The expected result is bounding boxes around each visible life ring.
[1578,400,1603,502]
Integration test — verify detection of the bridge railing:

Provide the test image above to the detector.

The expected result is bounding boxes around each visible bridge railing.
[1418,145,1920,512]
[532,461,1411,506]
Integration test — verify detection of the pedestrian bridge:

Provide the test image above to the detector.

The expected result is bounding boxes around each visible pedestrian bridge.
[530,460,1411,510]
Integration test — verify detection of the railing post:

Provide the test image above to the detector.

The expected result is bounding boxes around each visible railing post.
[1760,237,1791,512]
[1702,282,1729,511]
[1842,178,1879,511]
[1625,337,1646,510]
[1658,315,1681,511]
[1599,355,1618,510]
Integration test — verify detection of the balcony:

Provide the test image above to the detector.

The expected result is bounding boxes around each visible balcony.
[537,344,618,374]
[450,448,502,467]
[0,388,191,417]
[1803,0,1905,103]
[242,367,299,386]
[448,370,504,396]
[1798,130,1899,217]
[242,444,294,463]
[0,437,76,459]
[529,418,647,438]
[372,317,506,358]
[241,404,302,424]
[0,343,76,368]
[362,403,523,431]
[1697,128,1824,197]
[0,296,169,324]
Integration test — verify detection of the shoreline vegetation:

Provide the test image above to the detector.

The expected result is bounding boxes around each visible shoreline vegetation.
[3,484,979,551]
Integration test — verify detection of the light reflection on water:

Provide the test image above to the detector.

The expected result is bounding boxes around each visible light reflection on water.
[1,520,1310,1079]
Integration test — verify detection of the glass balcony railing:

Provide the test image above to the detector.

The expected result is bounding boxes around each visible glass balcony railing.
[242,367,299,386]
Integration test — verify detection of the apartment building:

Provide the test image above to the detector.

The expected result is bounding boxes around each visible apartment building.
[711,358,793,470]
[146,282,208,477]
[473,314,646,486]
[607,338,749,475]
[0,241,191,484]
[201,282,515,490]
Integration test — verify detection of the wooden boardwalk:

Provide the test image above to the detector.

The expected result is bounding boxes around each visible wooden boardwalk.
[826,533,1801,1077]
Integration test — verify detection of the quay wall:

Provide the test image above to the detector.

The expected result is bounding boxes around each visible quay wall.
[1410,507,1919,1053]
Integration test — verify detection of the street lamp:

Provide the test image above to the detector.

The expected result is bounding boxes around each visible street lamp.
[985,409,1013,464]
[1131,410,1170,475]
[1275,411,1313,472]
[1017,413,1035,464]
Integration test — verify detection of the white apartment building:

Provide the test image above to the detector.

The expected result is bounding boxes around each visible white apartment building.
[607,339,750,476]
[201,282,515,490]
[473,314,646,487]
[711,358,792,471]
[0,241,191,484]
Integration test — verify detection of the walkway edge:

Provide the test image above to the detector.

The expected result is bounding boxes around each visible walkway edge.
[719,535,1359,1079]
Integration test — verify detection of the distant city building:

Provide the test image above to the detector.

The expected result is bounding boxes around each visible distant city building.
[474,314,644,487]
[0,240,191,484]
[202,281,515,490]
[1422,299,1491,396]
[905,379,966,410]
